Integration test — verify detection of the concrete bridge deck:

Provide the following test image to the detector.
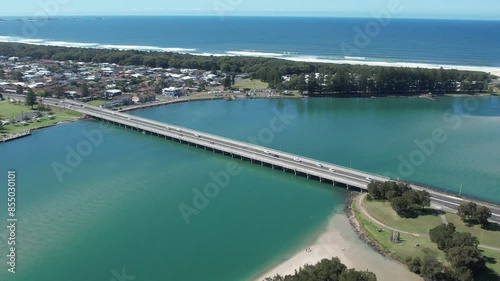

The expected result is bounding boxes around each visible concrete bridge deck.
[3,93,499,224]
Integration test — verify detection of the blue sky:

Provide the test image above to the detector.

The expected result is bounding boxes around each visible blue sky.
[1,0,499,20]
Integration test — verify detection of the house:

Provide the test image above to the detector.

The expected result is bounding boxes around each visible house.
[162,87,181,97]
[65,91,80,99]
[104,89,123,98]
[119,95,133,105]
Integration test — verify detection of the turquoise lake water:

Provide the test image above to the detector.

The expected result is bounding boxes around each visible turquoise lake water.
[0,96,499,280]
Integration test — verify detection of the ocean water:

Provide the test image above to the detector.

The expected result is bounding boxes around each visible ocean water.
[0,96,499,281]
[0,16,499,67]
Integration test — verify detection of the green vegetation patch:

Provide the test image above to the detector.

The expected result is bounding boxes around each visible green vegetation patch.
[0,100,81,135]
[234,78,269,90]
[86,99,108,106]
[363,197,443,235]
[353,198,445,262]
[446,213,500,248]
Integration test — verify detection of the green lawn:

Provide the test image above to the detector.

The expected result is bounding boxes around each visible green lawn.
[363,198,443,234]
[86,99,107,106]
[480,248,500,277]
[446,213,500,248]
[0,100,81,136]
[355,196,500,278]
[234,78,269,90]
[353,199,446,262]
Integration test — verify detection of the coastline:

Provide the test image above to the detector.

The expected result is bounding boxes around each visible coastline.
[255,195,421,281]
[1,39,499,77]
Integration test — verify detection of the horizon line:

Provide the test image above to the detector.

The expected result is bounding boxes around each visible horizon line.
[0,14,499,21]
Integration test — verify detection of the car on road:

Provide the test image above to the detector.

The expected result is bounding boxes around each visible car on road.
[166,126,171,130]
[329,168,336,172]
[195,134,201,138]
[273,154,280,158]
[127,117,131,120]
[316,163,323,168]
[293,157,301,162]
[264,150,271,154]
[68,105,72,108]
[366,177,372,181]
[176,128,181,132]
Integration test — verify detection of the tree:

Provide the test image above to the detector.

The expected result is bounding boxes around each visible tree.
[390,197,410,216]
[53,87,64,98]
[223,76,232,89]
[406,257,422,274]
[429,223,456,250]
[81,83,89,97]
[457,202,477,222]
[474,206,492,226]
[367,182,383,200]
[444,232,479,253]
[263,257,377,281]
[12,71,23,82]
[416,190,431,207]
[339,269,377,281]
[446,246,482,270]
[16,85,24,95]
[457,202,491,226]
[420,251,450,281]
[25,88,37,109]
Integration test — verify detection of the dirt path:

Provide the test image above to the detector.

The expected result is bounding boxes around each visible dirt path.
[357,194,500,251]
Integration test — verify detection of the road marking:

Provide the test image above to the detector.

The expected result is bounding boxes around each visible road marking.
[432,198,500,218]
[431,197,460,206]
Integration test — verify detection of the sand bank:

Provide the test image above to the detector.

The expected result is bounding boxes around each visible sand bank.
[284,57,500,77]
[256,213,421,281]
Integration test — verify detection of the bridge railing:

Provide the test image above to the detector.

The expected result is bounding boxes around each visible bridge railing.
[75,102,387,184]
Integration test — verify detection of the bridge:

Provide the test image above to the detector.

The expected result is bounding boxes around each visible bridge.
[4,93,500,223]
[42,97,388,190]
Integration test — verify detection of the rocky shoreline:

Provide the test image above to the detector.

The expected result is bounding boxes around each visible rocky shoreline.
[344,193,403,263]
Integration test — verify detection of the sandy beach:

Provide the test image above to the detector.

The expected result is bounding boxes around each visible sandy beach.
[284,57,500,78]
[255,213,422,281]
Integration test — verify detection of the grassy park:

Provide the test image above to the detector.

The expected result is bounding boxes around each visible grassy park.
[0,100,82,136]
[233,78,269,90]
[86,99,107,106]
[353,195,500,278]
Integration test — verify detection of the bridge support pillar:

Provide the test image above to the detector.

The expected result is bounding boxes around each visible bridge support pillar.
[272,165,274,169]
[307,174,309,179]
[294,170,296,175]
[347,185,350,190]
[320,178,322,183]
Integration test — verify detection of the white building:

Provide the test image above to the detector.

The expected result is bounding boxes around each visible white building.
[162,87,181,97]
[104,89,123,98]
